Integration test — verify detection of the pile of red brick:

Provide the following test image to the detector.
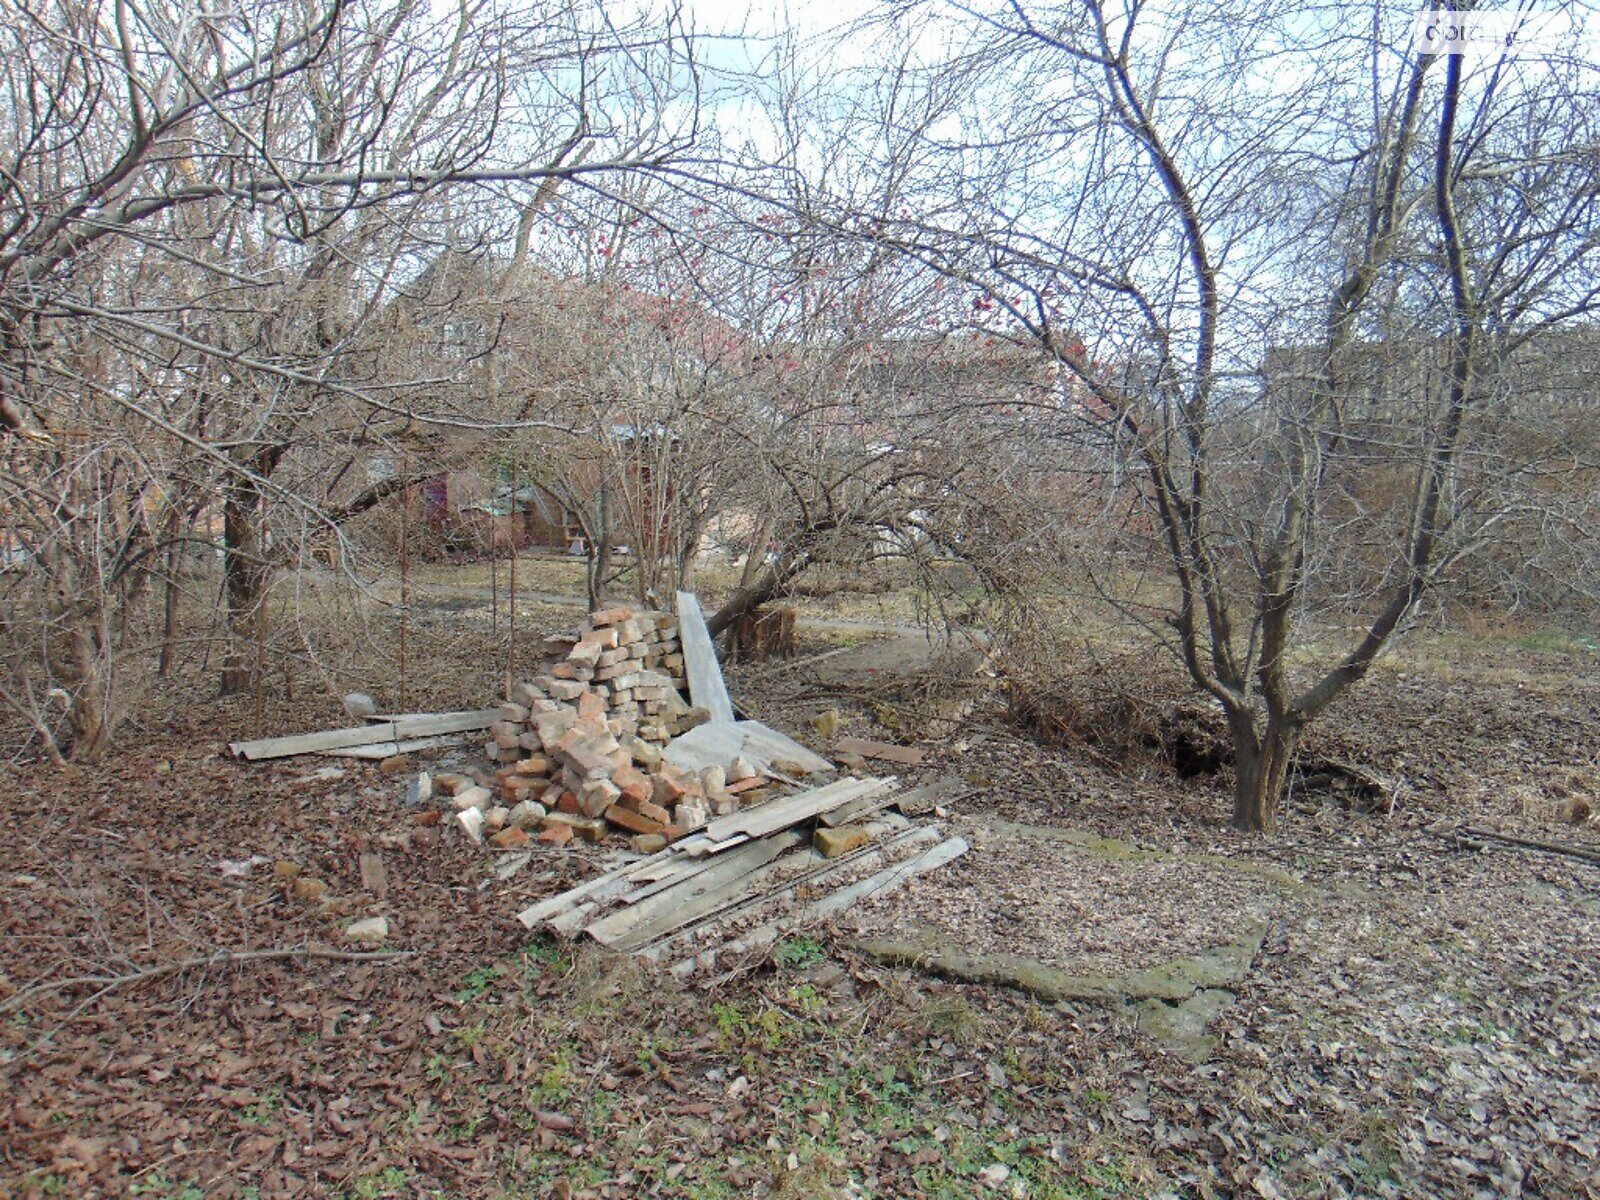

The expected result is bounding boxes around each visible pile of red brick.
[433,606,775,851]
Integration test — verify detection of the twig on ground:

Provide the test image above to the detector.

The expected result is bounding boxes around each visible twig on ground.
[1447,825,1600,867]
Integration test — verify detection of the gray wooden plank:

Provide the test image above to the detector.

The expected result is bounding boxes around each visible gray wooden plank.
[662,723,746,773]
[585,831,806,948]
[231,709,501,760]
[820,791,902,828]
[701,776,894,845]
[835,736,925,765]
[317,735,464,760]
[802,835,969,918]
[675,590,735,725]
[516,843,684,928]
[891,777,975,816]
[648,825,944,962]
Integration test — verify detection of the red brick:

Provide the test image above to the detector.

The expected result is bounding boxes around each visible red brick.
[604,805,666,836]
[578,778,621,818]
[653,772,688,805]
[632,798,672,825]
[612,764,653,805]
[537,823,573,847]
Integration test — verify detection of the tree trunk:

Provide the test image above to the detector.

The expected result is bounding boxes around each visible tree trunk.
[64,617,112,762]
[1230,713,1300,833]
[586,484,612,612]
[221,476,269,696]
[158,518,182,677]
[707,547,810,638]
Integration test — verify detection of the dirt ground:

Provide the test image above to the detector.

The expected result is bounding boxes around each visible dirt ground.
[2,604,1597,1199]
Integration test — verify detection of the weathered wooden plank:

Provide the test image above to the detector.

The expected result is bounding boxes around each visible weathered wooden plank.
[615,859,710,905]
[735,721,833,773]
[515,842,688,928]
[801,835,969,918]
[548,900,600,939]
[316,735,463,760]
[651,825,945,965]
[662,723,744,772]
[585,831,805,948]
[890,777,974,816]
[834,736,925,766]
[820,790,903,828]
[605,849,811,953]
[231,709,501,761]
[675,590,736,725]
[701,776,894,845]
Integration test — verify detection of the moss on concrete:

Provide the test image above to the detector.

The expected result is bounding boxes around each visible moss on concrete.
[982,818,1309,894]
[848,920,1266,1006]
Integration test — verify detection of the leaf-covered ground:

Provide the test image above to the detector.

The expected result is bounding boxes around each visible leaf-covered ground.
[2,624,1597,1199]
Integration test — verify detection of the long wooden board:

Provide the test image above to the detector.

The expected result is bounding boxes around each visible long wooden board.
[317,735,465,760]
[585,831,806,949]
[230,709,502,761]
[801,835,969,918]
[650,825,944,963]
[700,776,893,846]
[889,777,974,816]
[675,590,736,725]
[515,836,704,928]
[663,720,832,776]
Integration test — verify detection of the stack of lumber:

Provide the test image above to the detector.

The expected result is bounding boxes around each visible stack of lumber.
[516,776,970,975]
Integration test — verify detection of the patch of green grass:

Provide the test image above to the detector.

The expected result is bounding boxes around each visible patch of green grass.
[583,1088,616,1138]
[522,1151,610,1191]
[913,992,990,1045]
[1352,1112,1402,1190]
[786,982,826,1016]
[335,1166,410,1200]
[1508,626,1599,656]
[772,934,827,971]
[129,1175,205,1200]
[679,1178,742,1200]
[518,939,569,978]
[453,965,499,1003]
[711,999,801,1054]
[239,1088,280,1128]
[531,1045,579,1108]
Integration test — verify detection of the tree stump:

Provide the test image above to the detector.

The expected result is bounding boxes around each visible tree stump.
[727,605,797,662]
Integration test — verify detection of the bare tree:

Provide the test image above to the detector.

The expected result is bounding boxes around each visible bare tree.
[794,0,1600,829]
[0,0,697,755]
